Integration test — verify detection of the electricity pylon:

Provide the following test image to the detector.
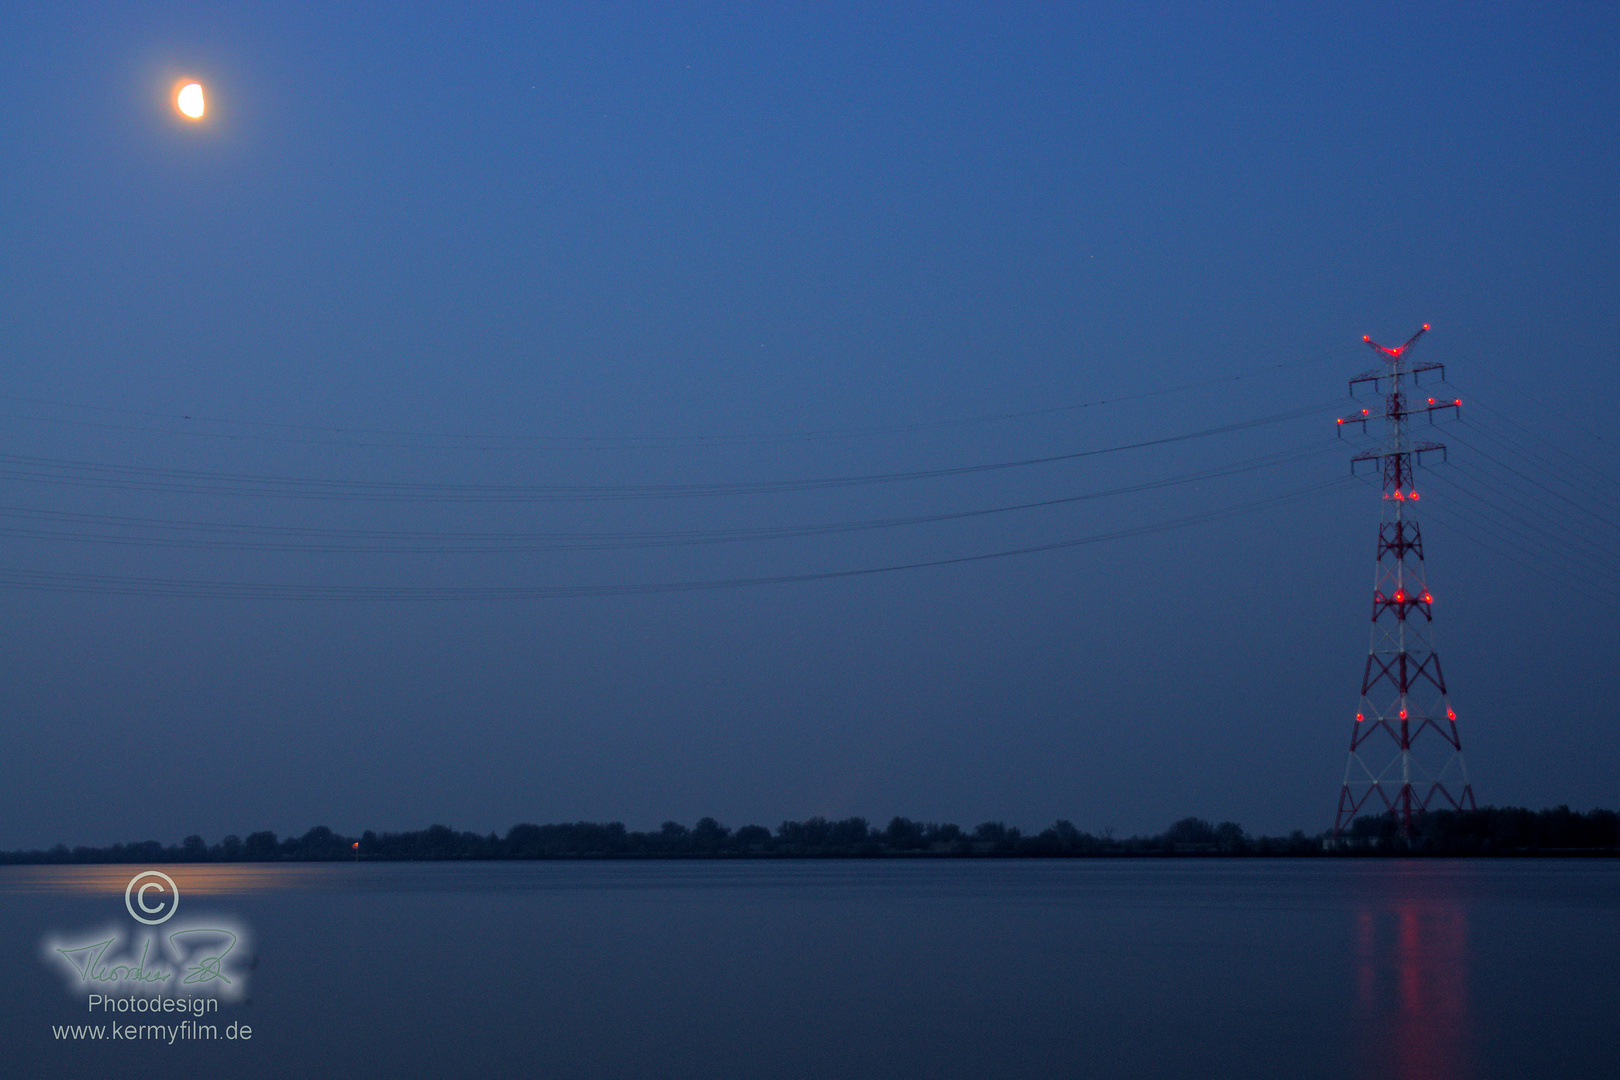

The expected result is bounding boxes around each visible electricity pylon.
[1334,325,1476,839]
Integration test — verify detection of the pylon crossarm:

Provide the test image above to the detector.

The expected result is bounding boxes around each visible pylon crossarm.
[1393,400,1459,424]
[1414,442,1449,466]
[1406,360,1445,384]
[1363,324,1430,358]
[1349,368,1385,393]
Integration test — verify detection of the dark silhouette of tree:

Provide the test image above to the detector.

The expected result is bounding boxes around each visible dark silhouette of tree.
[734,824,771,850]
[972,822,1021,852]
[828,817,872,848]
[1163,818,1218,849]
[884,817,927,850]
[7,805,1619,864]
[691,817,730,852]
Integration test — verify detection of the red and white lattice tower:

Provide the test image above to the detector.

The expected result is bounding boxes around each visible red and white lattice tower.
[1334,325,1476,839]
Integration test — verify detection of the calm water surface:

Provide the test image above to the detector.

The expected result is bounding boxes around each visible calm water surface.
[2,859,1615,1079]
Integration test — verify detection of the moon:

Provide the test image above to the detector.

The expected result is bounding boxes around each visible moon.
[177,82,205,119]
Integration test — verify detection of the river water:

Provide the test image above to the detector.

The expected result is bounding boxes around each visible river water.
[2,858,1615,1079]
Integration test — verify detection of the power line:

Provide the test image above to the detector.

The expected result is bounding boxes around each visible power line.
[1445,425,1620,533]
[1421,504,1620,608]
[1441,462,1619,570]
[0,442,1339,555]
[0,345,1353,451]
[0,400,1341,503]
[1421,469,1618,585]
[0,478,1351,600]
[1451,401,1620,518]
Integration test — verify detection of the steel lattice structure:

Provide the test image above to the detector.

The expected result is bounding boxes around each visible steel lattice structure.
[1334,326,1476,839]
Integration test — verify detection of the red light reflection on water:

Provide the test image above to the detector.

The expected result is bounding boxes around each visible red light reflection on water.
[1355,893,1473,1080]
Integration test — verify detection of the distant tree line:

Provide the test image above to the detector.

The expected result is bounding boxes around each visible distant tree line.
[1338,804,1620,854]
[2,807,1615,864]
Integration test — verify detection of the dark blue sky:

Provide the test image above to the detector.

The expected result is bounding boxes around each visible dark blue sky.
[1,3,1615,847]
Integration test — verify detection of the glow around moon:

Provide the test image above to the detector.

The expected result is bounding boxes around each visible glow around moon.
[177,82,205,119]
